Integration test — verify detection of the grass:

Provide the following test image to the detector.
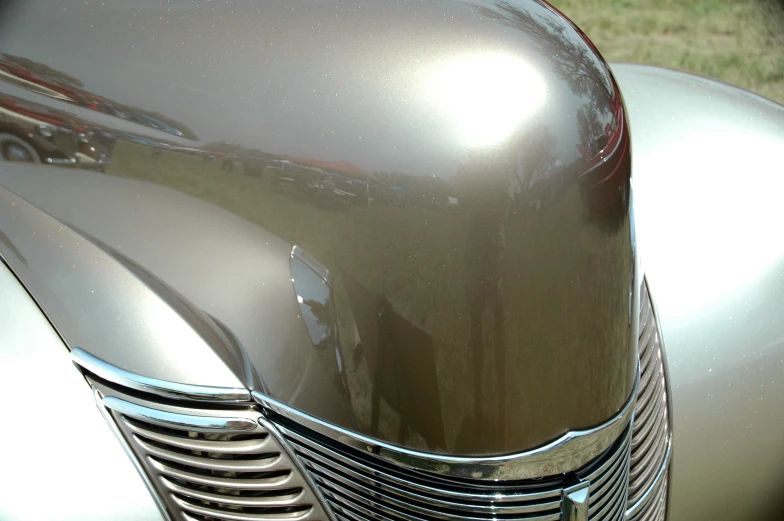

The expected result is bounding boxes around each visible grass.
[551,0,784,104]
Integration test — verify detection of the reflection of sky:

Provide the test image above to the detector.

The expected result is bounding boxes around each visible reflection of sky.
[0,0,594,178]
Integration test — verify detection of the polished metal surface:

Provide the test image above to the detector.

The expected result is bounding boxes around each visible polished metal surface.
[277,416,631,521]
[73,348,250,403]
[103,396,257,432]
[627,475,667,521]
[0,261,164,521]
[0,183,251,391]
[258,379,636,480]
[0,0,636,455]
[93,383,330,521]
[563,482,590,521]
[626,280,671,512]
[613,63,784,520]
[77,336,641,483]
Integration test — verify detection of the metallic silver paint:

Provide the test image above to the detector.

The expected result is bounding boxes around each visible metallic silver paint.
[0,262,163,521]
[0,0,780,517]
[0,0,636,455]
[0,185,249,391]
[613,63,784,520]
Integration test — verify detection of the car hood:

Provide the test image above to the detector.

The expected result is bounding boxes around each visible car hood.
[0,0,637,456]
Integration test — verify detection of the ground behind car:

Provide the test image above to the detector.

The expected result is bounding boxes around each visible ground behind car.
[553,0,784,105]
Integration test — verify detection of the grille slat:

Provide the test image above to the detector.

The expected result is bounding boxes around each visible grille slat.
[627,475,667,521]
[283,428,561,505]
[588,431,631,520]
[587,429,630,495]
[126,418,272,454]
[172,494,313,521]
[299,449,561,516]
[627,282,671,513]
[279,416,631,521]
[93,387,328,521]
[135,435,287,472]
[630,393,665,454]
[149,458,294,491]
[161,476,305,507]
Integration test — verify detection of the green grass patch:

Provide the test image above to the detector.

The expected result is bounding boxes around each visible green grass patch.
[552,0,784,104]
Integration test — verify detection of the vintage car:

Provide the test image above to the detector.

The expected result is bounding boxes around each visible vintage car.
[0,1,782,521]
[0,92,113,168]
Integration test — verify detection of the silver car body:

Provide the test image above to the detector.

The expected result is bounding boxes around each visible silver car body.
[0,1,782,520]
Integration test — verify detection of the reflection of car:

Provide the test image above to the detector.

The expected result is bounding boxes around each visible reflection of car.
[1,1,783,521]
[0,94,112,168]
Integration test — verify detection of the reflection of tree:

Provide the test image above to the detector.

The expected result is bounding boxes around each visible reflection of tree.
[473,1,613,108]
[577,102,608,157]
[302,298,334,348]
[518,124,556,187]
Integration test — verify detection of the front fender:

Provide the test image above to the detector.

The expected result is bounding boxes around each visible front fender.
[612,63,784,520]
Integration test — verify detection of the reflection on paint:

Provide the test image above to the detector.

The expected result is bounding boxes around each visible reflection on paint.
[424,52,546,147]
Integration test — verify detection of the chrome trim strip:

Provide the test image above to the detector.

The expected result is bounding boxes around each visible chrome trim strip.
[102,396,257,432]
[625,433,672,519]
[255,368,638,481]
[562,482,590,521]
[72,347,251,402]
[92,387,173,521]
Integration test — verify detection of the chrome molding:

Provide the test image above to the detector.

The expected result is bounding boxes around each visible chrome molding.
[103,396,257,432]
[563,482,590,521]
[291,245,332,286]
[255,369,638,481]
[72,347,250,402]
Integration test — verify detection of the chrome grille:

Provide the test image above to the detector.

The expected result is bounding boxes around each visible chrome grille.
[627,281,671,513]
[627,476,667,521]
[90,382,328,521]
[276,418,631,521]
